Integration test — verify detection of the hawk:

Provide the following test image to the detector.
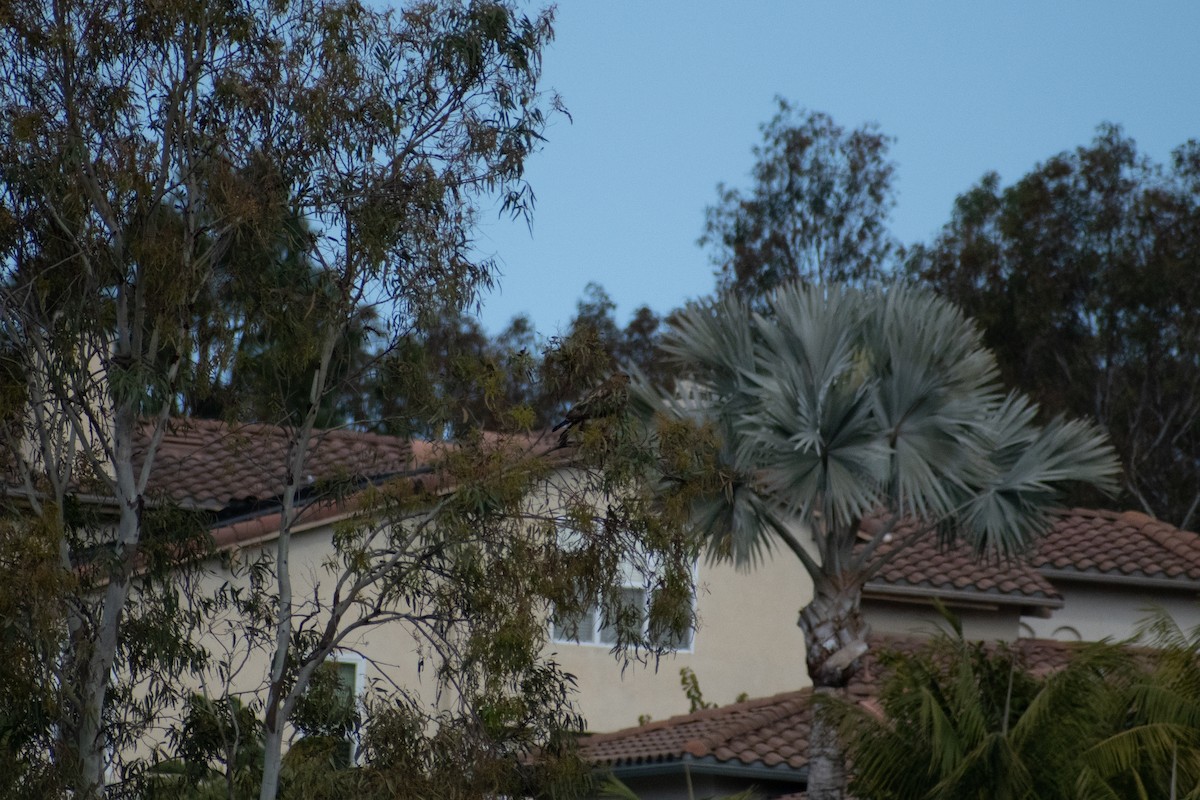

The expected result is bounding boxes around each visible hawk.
[553,371,630,446]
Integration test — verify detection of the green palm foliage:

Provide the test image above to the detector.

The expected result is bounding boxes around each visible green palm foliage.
[632,282,1119,798]
[828,625,1135,800]
[829,610,1200,800]
[637,282,1117,666]
[1080,612,1200,799]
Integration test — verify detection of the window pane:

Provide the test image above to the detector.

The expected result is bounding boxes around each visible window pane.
[553,605,597,644]
[334,660,362,766]
[651,619,693,651]
[336,661,357,703]
[599,587,646,645]
[649,589,694,651]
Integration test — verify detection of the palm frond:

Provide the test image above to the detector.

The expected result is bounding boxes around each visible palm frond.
[660,284,1121,563]
[1084,723,1196,783]
[659,295,757,399]
[1135,605,1193,651]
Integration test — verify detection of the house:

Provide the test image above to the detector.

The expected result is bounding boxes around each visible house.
[134,418,608,729]
[859,519,1062,642]
[576,510,1200,798]
[1018,507,1200,641]
[19,414,1199,791]
[856,509,1200,644]
[123,417,816,734]
[58,416,810,739]
[135,419,1200,732]
[576,636,1081,800]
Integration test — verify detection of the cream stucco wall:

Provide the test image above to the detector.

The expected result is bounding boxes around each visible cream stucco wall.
[1019,580,1200,643]
[178,516,1200,746]
[177,516,814,740]
[191,522,445,714]
[551,552,813,732]
[863,596,1023,642]
[179,503,1200,749]
[127,522,453,764]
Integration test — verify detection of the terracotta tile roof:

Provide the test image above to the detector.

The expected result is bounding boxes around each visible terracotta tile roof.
[581,690,812,771]
[135,418,417,513]
[862,508,1200,602]
[580,636,1079,774]
[128,421,1200,595]
[1030,508,1200,584]
[861,518,1061,607]
[583,690,816,777]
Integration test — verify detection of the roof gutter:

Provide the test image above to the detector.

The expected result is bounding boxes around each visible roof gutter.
[1,488,122,512]
[1037,568,1200,593]
[606,754,808,784]
[206,465,442,552]
[864,581,1063,609]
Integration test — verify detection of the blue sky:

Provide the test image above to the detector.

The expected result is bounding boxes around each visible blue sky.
[472,2,1200,334]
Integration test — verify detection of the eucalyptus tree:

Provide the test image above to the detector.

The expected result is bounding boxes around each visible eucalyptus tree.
[181,215,383,428]
[701,99,898,299]
[909,125,1200,530]
[0,0,622,796]
[635,282,1119,799]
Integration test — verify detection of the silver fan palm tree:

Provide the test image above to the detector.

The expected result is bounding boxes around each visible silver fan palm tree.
[633,282,1119,800]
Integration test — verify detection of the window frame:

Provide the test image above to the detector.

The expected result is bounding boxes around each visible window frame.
[328,650,367,764]
[550,563,697,653]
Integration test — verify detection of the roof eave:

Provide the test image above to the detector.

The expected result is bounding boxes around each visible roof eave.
[1037,567,1200,593]
[864,581,1063,610]
[208,498,364,552]
[606,754,808,784]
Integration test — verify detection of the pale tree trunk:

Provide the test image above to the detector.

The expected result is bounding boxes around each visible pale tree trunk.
[258,447,304,800]
[14,323,137,797]
[798,577,870,800]
[258,321,342,800]
[75,392,141,795]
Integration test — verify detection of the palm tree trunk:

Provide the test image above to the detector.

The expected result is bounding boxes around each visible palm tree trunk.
[808,686,848,800]
[799,577,869,687]
[798,577,870,800]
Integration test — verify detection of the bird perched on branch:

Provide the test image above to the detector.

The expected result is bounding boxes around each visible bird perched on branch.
[553,371,631,446]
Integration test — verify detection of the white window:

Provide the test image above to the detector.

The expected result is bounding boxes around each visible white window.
[329,651,367,764]
[551,569,694,652]
[331,651,366,701]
